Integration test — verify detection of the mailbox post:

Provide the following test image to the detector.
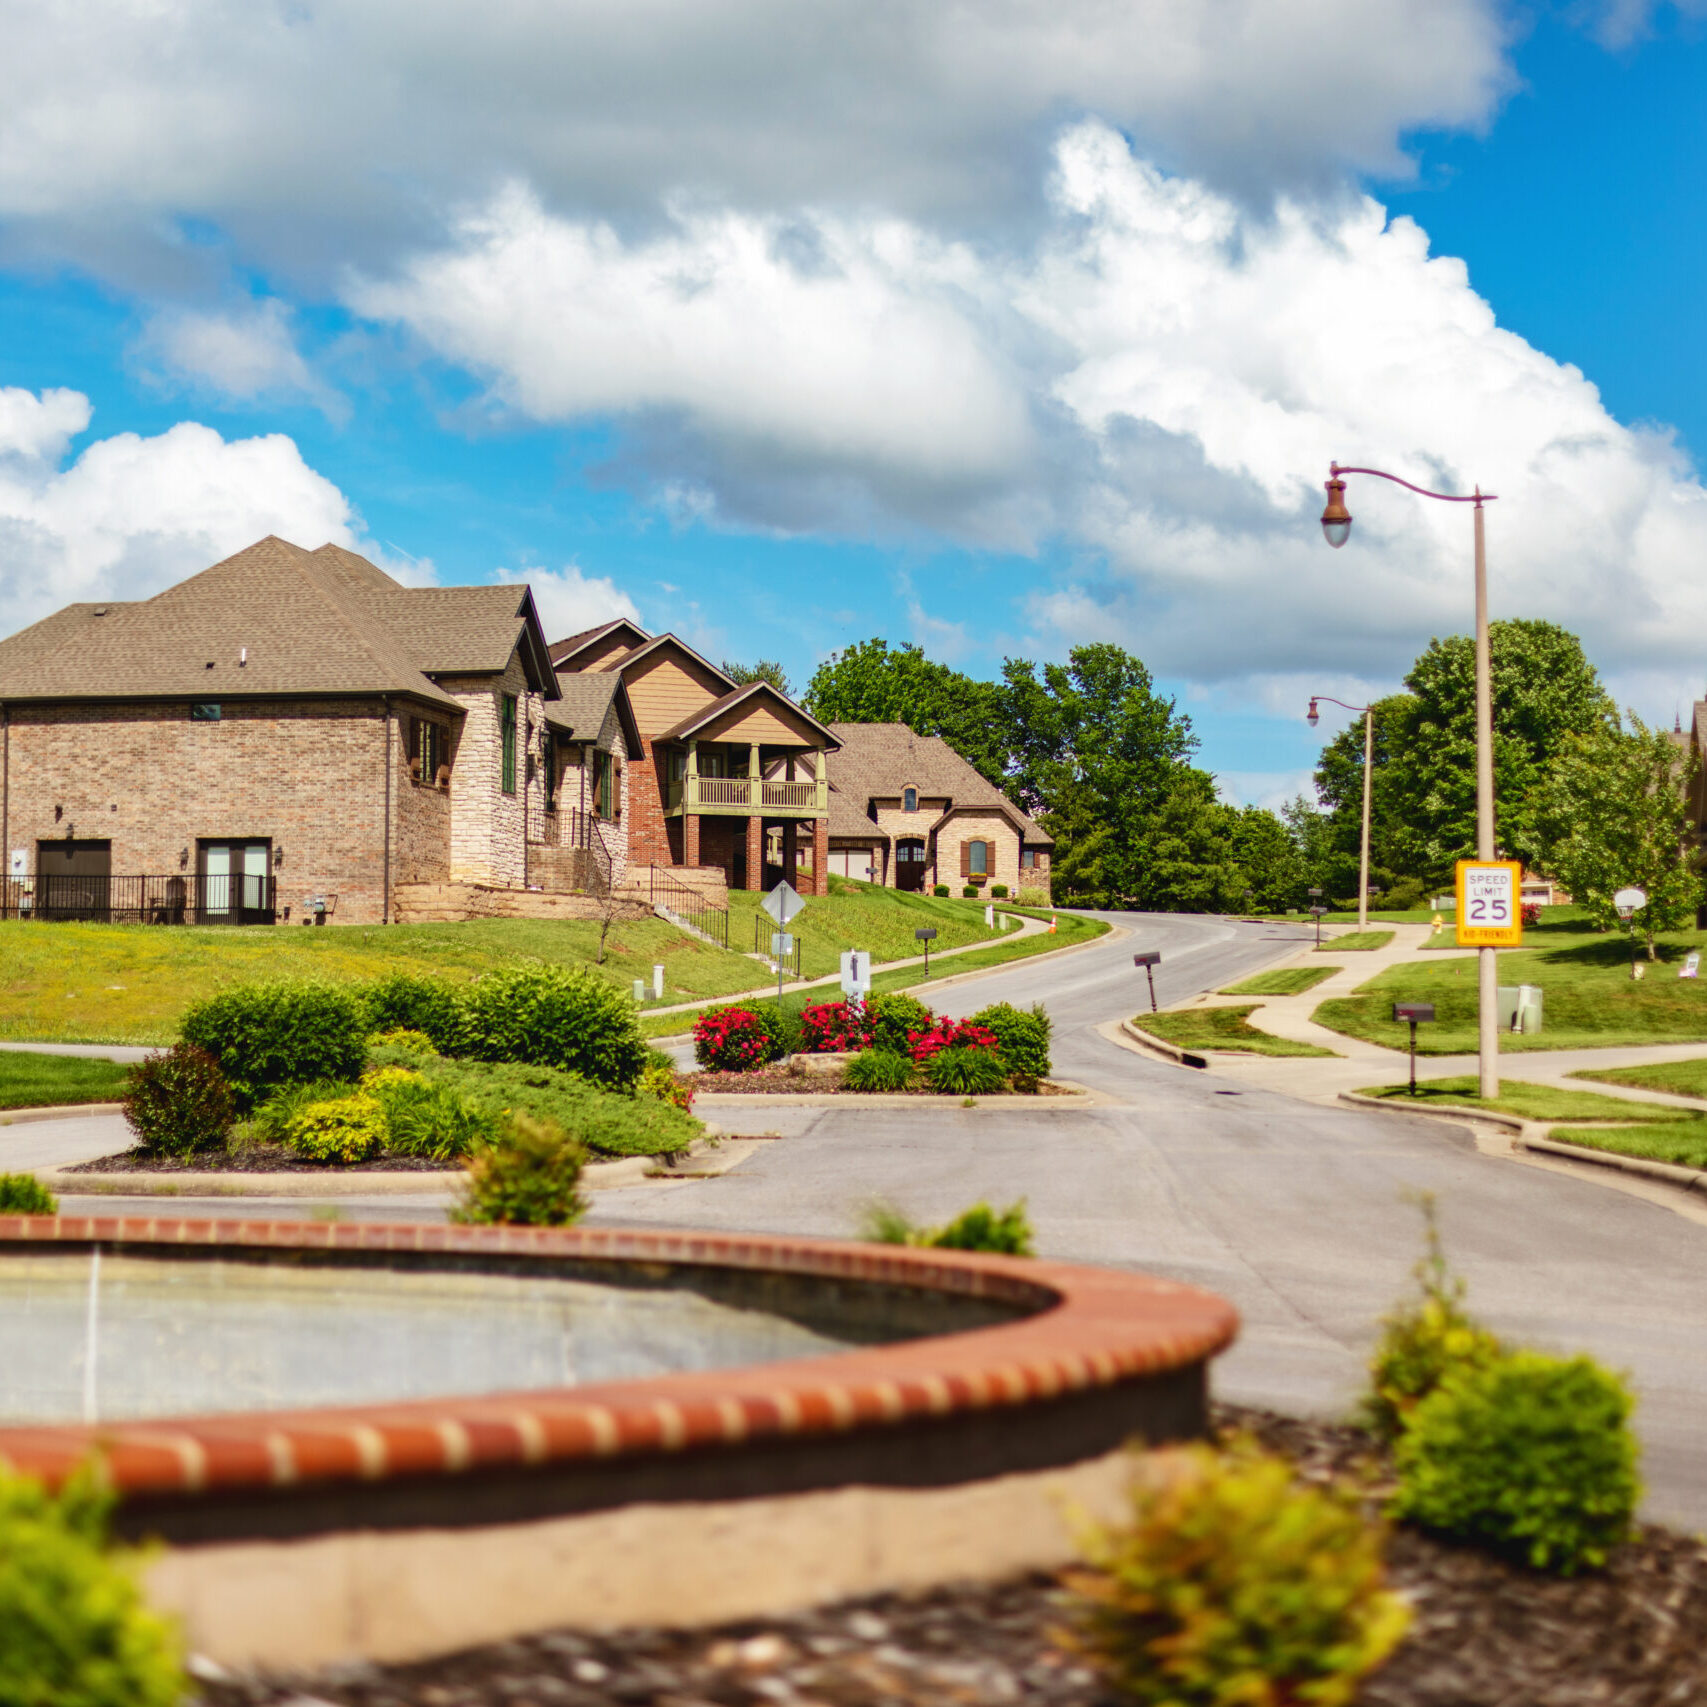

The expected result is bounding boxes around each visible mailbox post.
[914,925,937,974]
[1392,1001,1436,1096]
[1134,950,1161,1012]
[1309,904,1327,947]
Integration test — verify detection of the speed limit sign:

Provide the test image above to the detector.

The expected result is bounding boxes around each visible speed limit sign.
[1455,860,1523,947]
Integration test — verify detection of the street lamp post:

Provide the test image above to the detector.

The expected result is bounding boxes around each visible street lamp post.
[1320,460,1501,1097]
[1307,694,1375,932]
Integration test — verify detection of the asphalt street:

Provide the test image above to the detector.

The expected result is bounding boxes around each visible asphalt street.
[595,911,1707,1529]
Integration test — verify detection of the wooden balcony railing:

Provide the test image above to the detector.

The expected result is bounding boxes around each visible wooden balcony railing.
[663,773,828,816]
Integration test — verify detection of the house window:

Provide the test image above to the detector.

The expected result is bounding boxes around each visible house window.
[596,750,615,819]
[902,787,918,813]
[542,730,557,812]
[500,694,517,795]
[190,702,221,722]
[1021,848,1037,869]
[413,718,447,787]
[964,839,988,878]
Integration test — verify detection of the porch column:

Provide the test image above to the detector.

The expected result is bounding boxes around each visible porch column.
[812,816,828,896]
[684,740,700,868]
[746,814,763,895]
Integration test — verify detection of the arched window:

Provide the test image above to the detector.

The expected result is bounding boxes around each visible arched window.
[902,787,918,813]
[965,839,988,878]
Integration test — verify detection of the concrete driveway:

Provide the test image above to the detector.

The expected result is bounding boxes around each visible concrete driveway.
[594,910,1707,1529]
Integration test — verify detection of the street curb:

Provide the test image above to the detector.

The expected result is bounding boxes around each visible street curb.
[691,1079,1104,1110]
[39,1130,729,1199]
[1516,1130,1707,1197]
[0,1102,125,1126]
[1119,1018,1207,1071]
[1335,1089,1527,1135]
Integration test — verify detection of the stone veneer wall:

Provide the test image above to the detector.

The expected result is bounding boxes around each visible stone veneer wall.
[1,699,406,924]
[441,657,540,890]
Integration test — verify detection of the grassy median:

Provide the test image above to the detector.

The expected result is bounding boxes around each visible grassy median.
[1572,1058,1707,1101]
[1544,1121,1707,1170]
[1317,930,1394,953]
[1130,1004,1337,1058]
[0,1052,132,1109]
[1219,965,1340,997]
[1354,1075,1694,1124]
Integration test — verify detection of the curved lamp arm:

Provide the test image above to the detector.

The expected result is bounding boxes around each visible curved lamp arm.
[1329,462,1497,505]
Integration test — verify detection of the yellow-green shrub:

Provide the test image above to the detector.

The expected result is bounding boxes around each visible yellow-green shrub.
[0,1466,182,1707]
[1393,1350,1639,1575]
[452,1113,589,1226]
[1364,1196,1502,1440]
[284,1092,386,1165]
[368,1027,440,1060]
[1068,1438,1410,1707]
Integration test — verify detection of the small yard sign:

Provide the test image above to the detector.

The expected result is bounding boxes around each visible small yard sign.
[840,950,870,999]
[1454,860,1523,948]
[1682,953,1700,980]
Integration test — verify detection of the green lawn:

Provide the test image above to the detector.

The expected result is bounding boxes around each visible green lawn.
[1353,1074,1693,1124]
[1312,912,1707,1055]
[1571,1059,1707,1101]
[1543,1121,1707,1171]
[641,909,1109,1039]
[1129,1004,1337,1058]
[0,1052,132,1109]
[1219,965,1340,997]
[1317,931,1394,953]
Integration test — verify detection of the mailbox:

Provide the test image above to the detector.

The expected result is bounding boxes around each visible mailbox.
[1392,1002,1435,1023]
[1133,951,1161,967]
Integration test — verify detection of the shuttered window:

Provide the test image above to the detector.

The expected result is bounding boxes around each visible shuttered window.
[962,840,988,877]
[542,731,557,812]
[500,695,517,795]
[596,751,615,819]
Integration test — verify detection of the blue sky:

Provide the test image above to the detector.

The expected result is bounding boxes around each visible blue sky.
[2,0,1704,811]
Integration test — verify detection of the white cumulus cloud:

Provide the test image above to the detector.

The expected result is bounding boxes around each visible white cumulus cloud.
[493,563,641,645]
[135,299,339,415]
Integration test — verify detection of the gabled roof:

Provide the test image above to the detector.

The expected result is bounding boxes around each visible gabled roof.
[0,537,559,706]
[543,670,642,754]
[824,722,1052,845]
[654,679,839,748]
[605,630,741,693]
[549,617,652,670]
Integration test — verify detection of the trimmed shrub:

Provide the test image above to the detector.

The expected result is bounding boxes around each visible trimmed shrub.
[1068,1438,1410,1707]
[284,1092,387,1165]
[748,998,804,1058]
[860,1197,1032,1253]
[367,1026,440,1060]
[180,980,367,1110]
[991,883,1009,898]
[0,1465,183,1707]
[843,1049,914,1093]
[961,884,979,898]
[933,883,951,897]
[380,1053,700,1158]
[907,1015,1001,1065]
[925,1045,1008,1096]
[972,1001,1053,1089]
[0,1173,57,1214]
[865,992,934,1055]
[1364,1198,1503,1441]
[453,1113,588,1226]
[799,999,875,1053]
[356,973,470,1055]
[1393,1351,1640,1574]
[461,965,646,1090]
[694,1006,772,1071]
[121,1043,235,1156]
[640,1055,694,1112]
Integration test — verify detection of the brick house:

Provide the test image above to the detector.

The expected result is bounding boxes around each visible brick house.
[549,620,840,897]
[0,536,641,926]
[819,723,1052,901]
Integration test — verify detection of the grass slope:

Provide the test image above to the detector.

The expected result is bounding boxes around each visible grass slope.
[1219,965,1340,997]
[1312,911,1707,1055]
[1130,1004,1337,1058]
[1354,1075,1693,1124]
[0,1052,131,1109]
[1572,1059,1707,1101]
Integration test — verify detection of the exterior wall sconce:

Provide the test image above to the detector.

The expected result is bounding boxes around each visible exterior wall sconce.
[179,847,190,869]
[273,845,285,868]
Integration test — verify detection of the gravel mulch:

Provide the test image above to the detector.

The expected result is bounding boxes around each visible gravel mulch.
[189,1404,1707,1707]
[65,1146,461,1174]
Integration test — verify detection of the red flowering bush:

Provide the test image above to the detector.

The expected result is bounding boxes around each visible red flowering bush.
[907,1016,1001,1065]
[1521,901,1541,927]
[693,1007,771,1072]
[799,1000,876,1054]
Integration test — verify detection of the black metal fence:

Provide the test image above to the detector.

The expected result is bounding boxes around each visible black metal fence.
[753,911,802,977]
[647,866,730,948]
[1,874,279,925]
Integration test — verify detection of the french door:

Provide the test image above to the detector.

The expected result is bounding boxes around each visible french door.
[198,841,275,924]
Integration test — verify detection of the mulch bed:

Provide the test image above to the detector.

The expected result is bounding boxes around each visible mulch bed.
[191,1404,1707,1706]
[65,1146,461,1174]
[683,1068,1073,1098]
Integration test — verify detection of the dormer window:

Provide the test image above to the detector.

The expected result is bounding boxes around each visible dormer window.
[902,787,918,813]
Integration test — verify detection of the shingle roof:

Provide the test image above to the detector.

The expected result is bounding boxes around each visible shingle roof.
[542,670,642,753]
[824,722,1052,844]
[0,537,556,707]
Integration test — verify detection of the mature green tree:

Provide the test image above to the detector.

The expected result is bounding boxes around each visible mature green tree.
[1311,695,1414,900]
[1281,794,1335,897]
[1529,713,1702,956]
[803,639,1010,787]
[1230,803,1309,912]
[721,658,793,697]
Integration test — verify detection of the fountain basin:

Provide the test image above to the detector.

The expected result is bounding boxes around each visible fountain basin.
[0,1214,1238,1668]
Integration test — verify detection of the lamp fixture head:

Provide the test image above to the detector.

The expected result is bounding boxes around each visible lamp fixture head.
[1306,697,1320,727]
[1320,474,1352,548]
